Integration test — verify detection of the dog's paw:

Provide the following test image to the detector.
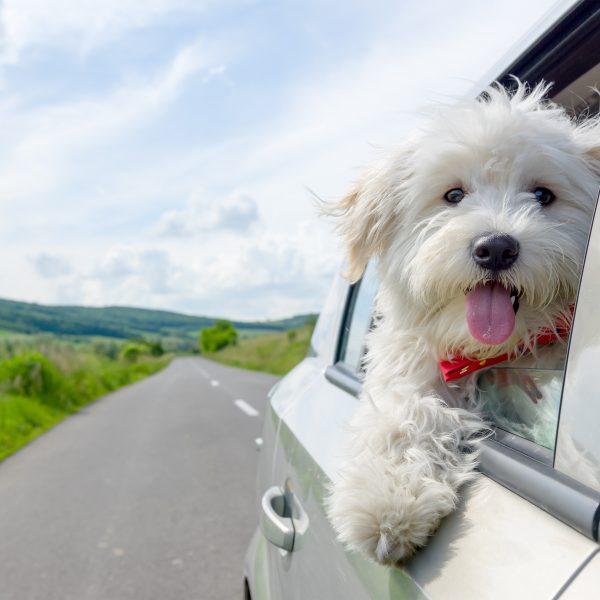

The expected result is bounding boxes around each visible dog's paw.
[327,475,458,565]
[367,516,425,564]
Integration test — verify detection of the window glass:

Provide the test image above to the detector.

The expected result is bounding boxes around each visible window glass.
[339,261,378,374]
[309,272,349,359]
[477,368,563,450]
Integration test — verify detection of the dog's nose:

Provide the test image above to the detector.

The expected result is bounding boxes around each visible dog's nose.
[471,233,519,271]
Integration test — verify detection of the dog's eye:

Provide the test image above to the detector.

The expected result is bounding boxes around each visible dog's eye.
[533,186,556,206]
[444,188,465,204]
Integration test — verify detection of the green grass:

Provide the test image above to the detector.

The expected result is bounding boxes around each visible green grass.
[0,395,64,461]
[203,324,314,375]
[0,344,170,461]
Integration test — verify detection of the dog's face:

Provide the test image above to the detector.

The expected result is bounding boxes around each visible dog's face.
[333,83,600,359]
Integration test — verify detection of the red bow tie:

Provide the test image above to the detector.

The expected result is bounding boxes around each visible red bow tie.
[439,308,573,382]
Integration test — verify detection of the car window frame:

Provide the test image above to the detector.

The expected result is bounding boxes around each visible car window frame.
[336,261,378,374]
[326,0,600,543]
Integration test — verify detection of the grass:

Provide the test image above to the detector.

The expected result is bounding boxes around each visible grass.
[203,324,314,376]
[0,341,170,461]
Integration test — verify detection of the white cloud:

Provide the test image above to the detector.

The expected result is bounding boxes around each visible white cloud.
[87,246,185,299]
[41,217,338,318]
[153,192,259,238]
[0,38,218,209]
[30,253,72,279]
[0,0,210,64]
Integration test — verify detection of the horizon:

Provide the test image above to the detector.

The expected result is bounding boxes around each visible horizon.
[0,293,317,324]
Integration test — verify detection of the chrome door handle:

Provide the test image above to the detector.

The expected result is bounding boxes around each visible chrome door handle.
[260,487,295,552]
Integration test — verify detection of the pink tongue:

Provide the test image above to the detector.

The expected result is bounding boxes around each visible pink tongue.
[466,282,515,345]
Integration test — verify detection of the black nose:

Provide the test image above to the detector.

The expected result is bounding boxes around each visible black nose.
[471,233,520,271]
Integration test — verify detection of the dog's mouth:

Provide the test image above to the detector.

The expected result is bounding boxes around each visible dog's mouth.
[465,282,521,345]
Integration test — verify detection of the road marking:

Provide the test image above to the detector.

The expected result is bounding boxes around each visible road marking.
[234,399,259,417]
[210,379,220,387]
[191,361,210,378]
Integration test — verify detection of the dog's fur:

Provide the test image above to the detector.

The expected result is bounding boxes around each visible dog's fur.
[326,81,600,564]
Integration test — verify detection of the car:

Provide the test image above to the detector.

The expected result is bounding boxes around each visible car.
[244,2,600,598]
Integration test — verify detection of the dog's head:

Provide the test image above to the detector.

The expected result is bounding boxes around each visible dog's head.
[331,81,600,359]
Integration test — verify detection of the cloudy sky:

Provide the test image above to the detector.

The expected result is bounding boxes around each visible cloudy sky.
[0,0,568,319]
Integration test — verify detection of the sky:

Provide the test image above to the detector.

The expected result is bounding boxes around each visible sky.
[0,0,569,320]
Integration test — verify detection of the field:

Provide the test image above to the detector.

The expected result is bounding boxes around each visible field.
[203,324,314,375]
[0,299,318,461]
[0,335,169,461]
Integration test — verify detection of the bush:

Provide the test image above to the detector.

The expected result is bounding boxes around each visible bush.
[0,352,67,407]
[200,320,238,353]
[120,339,164,361]
[146,340,164,356]
[92,340,120,360]
[120,342,145,362]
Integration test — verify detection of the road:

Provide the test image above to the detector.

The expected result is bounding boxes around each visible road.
[0,357,279,600]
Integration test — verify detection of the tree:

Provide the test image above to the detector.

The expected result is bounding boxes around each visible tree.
[200,320,238,353]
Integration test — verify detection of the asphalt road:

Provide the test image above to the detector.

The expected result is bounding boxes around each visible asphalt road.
[0,357,279,600]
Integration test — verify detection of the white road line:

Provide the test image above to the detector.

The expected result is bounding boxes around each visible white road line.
[191,362,210,379]
[234,399,259,417]
[210,380,220,387]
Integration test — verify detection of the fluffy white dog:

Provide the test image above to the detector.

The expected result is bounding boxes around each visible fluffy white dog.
[326,81,600,564]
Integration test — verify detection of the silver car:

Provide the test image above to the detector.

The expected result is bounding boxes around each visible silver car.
[244,2,600,598]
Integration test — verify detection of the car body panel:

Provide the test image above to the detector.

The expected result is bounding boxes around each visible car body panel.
[560,549,600,598]
[249,347,598,599]
[245,528,272,600]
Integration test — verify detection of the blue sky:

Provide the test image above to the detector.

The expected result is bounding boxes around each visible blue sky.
[0,0,567,319]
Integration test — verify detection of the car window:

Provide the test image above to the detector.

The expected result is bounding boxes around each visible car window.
[338,261,378,374]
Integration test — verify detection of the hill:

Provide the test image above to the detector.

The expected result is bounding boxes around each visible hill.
[0,298,317,349]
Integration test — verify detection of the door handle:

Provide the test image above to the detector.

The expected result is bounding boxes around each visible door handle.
[260,487,295,551]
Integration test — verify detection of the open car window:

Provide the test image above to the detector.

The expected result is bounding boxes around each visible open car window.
[338,261,378,375]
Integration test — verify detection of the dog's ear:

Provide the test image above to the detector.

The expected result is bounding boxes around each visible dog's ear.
[324,154,409,282]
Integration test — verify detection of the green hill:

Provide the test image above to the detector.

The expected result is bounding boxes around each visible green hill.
[0,298,317,349]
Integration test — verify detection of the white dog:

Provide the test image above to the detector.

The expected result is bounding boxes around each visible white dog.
[326,81,600,564]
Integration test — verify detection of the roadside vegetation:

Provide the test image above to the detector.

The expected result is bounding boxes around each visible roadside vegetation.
[0,335,170,461]
[199,320,238,352]
[201,322,315,375]
[0,304,317,461]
